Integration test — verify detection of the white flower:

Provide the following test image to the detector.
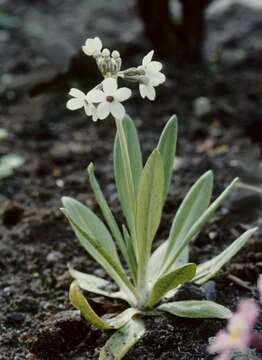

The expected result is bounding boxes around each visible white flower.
[66,88,97,121]
[138,50,165,101]
[82,37,102,57]
[87,78,131,120]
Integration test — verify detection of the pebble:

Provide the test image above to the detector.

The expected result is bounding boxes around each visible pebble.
[6,312,26,324]
[193,97,212,118]
[201,281,217,301]
[46,251,64,264]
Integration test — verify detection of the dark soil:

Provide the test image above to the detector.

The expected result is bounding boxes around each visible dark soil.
[0,1,262,359]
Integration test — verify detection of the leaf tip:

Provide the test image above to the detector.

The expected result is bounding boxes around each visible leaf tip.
[87,162,94,174]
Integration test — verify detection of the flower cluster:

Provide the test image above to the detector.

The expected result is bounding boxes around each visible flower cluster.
[66,37,165,121]
[208,275,262,360]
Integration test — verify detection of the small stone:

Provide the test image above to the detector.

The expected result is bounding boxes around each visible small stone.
[201,281,217,301]
[94,268,106,278]
[6,312,26,324]
[193,97,212,118]
[46,251,64,264]
[173,283,206,301]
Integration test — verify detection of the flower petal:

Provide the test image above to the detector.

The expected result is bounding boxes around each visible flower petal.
[142,50,154,66]
[97,102,110,120]
[102,78,118,95]
[115,87,132,102]
[139,84,147,99]
[86,89,106,103]
[69,88,86,99]
[66,98,84,110]
[208,330,232,353]
[91,107,98,122]
[83,103,92,116]
[143,84,156,101]
[147,61,163,72]
[110,102,125,119]
[149,72,166,86]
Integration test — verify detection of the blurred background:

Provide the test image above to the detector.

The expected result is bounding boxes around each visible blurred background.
[0,0,262,359]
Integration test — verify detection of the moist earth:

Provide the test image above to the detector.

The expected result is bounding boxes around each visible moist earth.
[0,1,262,359]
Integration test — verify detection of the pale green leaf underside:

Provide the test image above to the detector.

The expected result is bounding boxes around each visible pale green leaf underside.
[157,115,177,200]
[69,282,139,330]
[87,163,134,274]
[136,149,164,283]
[99,318,146,360]
[62,208,136,304]
[114,116,143,230]
[164,170,214,271]
[158,300,232,319]
[69,266,128,302]
[163,177,239,273]
[62,197,120,264]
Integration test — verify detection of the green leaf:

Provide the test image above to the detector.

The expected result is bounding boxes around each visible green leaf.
[114,116,143,232]
[87,163,130,268]
[61,205,137,305]
[69,266,128,302]
[164,178,239,273]
[157,115,178,200]
[122,225,137,280]
[158,300,232,319]
[147,263,197,308]
[69,281,112,330]
[194,227,257,284]
[99,318,146,360]
[62,197,120,264]
[136,150,164,288]
[69,282,139,330]
[163,170,214,272]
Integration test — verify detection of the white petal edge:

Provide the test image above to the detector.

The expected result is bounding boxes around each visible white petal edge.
[87,89,106,103]
[142,50,154,66]
[139,84,147,99]
[115,87,132,102]
[97,102,110,120]
[102,78,118,95]
[145,85,156,101]
[147,61,163,72]
[66,98,84,110]
[110,102,125,119]
[69,88,86,99]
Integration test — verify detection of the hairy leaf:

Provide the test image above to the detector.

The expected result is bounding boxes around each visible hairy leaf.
[147,263,197,308]
[164,178,239,273]
[158,300,232,319]
[136,150,164,287]
[157,115,177,199]
[62,197,120,263]
[70,282,139,330]
[163,170,214,271]
[114,116,143,232]
[69,266,128,302]
[62,206,136,304]
[99,318,146,360]
[87,163,131,269]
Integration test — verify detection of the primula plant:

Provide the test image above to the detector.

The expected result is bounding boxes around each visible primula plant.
[62,37,257,359]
